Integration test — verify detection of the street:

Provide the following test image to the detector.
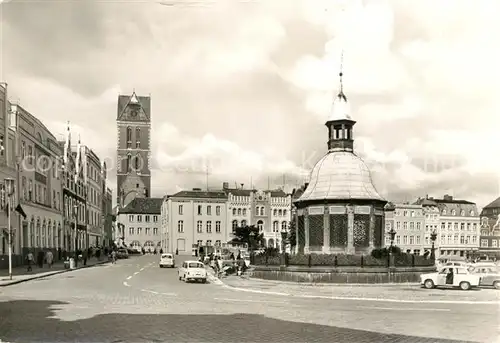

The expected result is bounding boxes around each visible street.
[0,254,497,342]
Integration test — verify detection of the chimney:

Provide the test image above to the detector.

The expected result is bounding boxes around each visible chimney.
[222,182,229,189]
[240,183,244,189]
[443,194,453,201]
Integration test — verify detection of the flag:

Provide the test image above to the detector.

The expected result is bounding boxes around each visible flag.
[15,204,27,219]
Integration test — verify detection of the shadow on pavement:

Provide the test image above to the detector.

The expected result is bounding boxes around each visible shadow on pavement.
[0,300,475,343]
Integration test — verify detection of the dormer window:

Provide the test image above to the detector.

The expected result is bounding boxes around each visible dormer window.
[470,210,474,216]
[442,209,446,215]
[126,127,132,148]
[451,209,456,215]
[461,210,465,216]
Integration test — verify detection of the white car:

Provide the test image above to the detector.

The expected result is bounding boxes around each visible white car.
[178,261,207,283]
[159,253,175,268]
[420,266,481,290]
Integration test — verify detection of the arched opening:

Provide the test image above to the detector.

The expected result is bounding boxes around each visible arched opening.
[257,220,264,231]
[268,238,274,248]
[126,154,131,172]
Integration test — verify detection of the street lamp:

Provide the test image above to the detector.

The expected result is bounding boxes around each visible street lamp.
[249,231,255,265]
[387,226,397,254]
[4,178,15,280]
[430,229,437,260]
[280,226,287,254]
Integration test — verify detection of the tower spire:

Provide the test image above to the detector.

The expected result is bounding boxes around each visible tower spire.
[338,50,345,99]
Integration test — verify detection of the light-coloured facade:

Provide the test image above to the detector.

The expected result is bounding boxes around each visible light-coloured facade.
[416,195,480,258]
[163,189,229,255]
[0,83,19,266]
[14,104,64,257]
[117,198,162,252]
[390,204,425,255]
[83,146,104,246]
[225,182,292,250]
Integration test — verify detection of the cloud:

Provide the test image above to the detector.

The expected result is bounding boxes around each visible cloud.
[1,0,498,210]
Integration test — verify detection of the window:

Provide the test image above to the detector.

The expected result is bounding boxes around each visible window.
[283,209,287,216]
[207,206,211,215]
[257,220,264,231]
[178,205,183,215]
[459,235,464,244]
[129,227,134,235]
[409,236,414,244]
[216,221,221,233]
[416,236,420,244]
[493,240,498,247]
[260,207,264,216]
[242,208,246,216]
[134,154,140,171]
[473,236,477,243]
[145,215,150,222]
[273,221,279,232]
[454,223,458,230]
[137,215,142,222]
[216,206,220,216]
[460,210,465,216]
[442,209,446,215]
[146,228,151,235]
[177,220,184,233]
[409,222,414,230]
[237,208,241,216]
[396,235,401,244]
[232,220,238,231]
[403,222,407,229]
[281,222,287,231]
[215,240,221,246]
[197,205,202,215]
[153,228,158,235]
[232,208,236,216]
[197,220,203,233]
[416,222,421,230]
[126,154,131,171]
[273,209,277,216]
[241,220,247,227]
[136,127,141,148]
[481,239,488,247]
[470,210,475,216]
[255,206,259,214]
[0,134,4,156]
[197,240,203,247]
[454,234,458,243]
[451,209,456,215]
[206,221,212,233]
[127,127,132,147]
[396,222,401,230]
[137,228,142,234]
[473,223,477,231]
[153,215,158,222]
[206,240,212,246]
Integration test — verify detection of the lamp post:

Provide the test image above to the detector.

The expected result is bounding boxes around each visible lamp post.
[4,178,15,280]
[73,204,78,268]
[430,229,437,260]
[387,227,396,254]
[280,227,287,254]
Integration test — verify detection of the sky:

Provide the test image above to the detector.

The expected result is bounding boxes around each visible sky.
[1,0,499,210]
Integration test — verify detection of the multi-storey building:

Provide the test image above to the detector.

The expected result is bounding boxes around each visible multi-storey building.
[103,187,113,247]
[14,104,64,258]
[417,195,480,259]
[224,182,291,249]
[59,125,86,254]
[82,146,103,247]
[163,189,229,255]
[387,204,425,255]
[0,83,20,267]
[479,196,500,260]
[117,197,162,252]
[116,92,151,208]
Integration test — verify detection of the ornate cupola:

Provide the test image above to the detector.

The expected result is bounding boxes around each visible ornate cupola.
[325,63,356,153]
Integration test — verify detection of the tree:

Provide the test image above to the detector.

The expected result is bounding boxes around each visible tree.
[229,225,263,250]
[287,220,296,252]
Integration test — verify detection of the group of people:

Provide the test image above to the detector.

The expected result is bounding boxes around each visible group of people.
[205,252,248,277]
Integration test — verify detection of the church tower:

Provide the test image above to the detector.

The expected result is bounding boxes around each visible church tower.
[116,91,151,208]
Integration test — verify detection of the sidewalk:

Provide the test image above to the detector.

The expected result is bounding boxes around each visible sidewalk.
[219,274,500,303]
[0,257,110,287]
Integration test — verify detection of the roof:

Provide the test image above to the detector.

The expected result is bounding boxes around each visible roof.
[170,190,228,200]
[296,151,385,203]
[117,92,151,121]
[484,196,500,209]
[120,198,163,214]
[328,91,353,122]
[225,189,253,196]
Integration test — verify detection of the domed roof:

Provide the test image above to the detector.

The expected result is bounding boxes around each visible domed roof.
[297,151,385,202]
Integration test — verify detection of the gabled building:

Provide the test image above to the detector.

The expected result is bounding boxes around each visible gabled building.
[479,196,500,260]
[384,203,425,255]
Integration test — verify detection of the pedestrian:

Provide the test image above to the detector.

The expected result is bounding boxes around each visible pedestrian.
[111,250,117,264]
[45,250,53,268]
[83,249,88,266]
[26,250,34,272]
[96,248,101,261]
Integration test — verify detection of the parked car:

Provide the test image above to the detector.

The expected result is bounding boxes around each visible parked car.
[159,253,175,268]
[468,266,500,289]
[116,249,129,259]
[420,266,481,290]
[178,261,207,283]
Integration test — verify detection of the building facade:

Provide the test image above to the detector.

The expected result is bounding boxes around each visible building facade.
[417,195,480,259]
[224,182,291,250]
[14,104,64,259]
[103,187,113,247]
[83,146,103,247]
[0,83,20,267]
[117,197,162,252]
[389,204,425,255]
[479,196,500,259]
[163,189,229,255]
[60,125,87,255]
[116,92,151,208]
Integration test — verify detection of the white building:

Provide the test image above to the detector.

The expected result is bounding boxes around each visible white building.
[162,189,229,255]
[117,197,162,252]
[384,203,425,255]
[416,195,480,259]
